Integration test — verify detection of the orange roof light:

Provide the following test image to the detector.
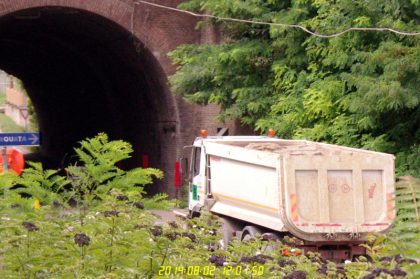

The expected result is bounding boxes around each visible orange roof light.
[200,129,208,138]
[267,128,276,137]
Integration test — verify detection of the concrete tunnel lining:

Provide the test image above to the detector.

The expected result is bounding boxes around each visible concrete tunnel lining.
[0,6,179,194]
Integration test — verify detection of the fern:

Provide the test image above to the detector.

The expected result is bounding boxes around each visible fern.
[65,133,164,207]
[10,162,69,205]
[385,176,420,277]
[0,173,17,197]
[142,193,175,210]
[391,176,420,238]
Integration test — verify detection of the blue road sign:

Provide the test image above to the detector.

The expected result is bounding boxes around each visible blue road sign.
[0,132,40,146]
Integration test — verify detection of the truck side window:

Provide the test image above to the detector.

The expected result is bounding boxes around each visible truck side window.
[193,147,201,176]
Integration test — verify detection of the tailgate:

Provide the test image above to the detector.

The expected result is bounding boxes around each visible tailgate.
[282,151,395,241]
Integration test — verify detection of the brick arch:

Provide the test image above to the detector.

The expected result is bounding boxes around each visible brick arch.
[0,0,182,115]
[0,0,231,196]
[0,0,198,72]
[0,0,205,195]
[0,1,133,29]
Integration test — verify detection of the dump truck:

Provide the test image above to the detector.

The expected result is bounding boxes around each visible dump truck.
[186,131,395,261]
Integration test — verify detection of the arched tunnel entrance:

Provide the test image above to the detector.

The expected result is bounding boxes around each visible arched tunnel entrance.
[0,6,178,194]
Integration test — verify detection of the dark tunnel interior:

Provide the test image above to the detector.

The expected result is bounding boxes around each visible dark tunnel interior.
[0,7,176,193]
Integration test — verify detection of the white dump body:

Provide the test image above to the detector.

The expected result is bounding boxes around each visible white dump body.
[190,137,395,242]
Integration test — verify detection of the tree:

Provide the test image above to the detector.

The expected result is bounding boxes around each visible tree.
[169,0,420,176]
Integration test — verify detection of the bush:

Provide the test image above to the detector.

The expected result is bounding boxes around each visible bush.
[396,146,420,178]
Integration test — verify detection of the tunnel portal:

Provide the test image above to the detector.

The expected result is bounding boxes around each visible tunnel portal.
[0,6,179,194]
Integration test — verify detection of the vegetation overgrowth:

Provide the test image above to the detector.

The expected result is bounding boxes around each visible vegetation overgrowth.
[0,112,25,133]
[0,134,418,278]
[169,0,420,177]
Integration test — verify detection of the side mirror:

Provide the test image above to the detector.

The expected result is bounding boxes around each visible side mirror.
[180,157,188,182]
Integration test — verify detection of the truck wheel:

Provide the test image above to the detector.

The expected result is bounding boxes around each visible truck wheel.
[220,217,241,249]
[241,227,279,253]
[189,210,200,218]
[241,226,263,241]
[261,233,280,253]
[242,233,253,242]
[189,204,202,218]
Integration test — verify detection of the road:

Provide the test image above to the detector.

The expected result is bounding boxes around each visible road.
[151,209,189,225]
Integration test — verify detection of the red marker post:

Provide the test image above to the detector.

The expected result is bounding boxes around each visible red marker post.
[174,160,181,201]
[0,147,25,175]
[1,147,25,198]
[142,154,149,168]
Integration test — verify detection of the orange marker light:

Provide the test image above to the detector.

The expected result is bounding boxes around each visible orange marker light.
[267,128,275,137]
[200,129,208,138]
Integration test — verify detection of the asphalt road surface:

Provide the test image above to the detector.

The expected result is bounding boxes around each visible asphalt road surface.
[151,209,188,225]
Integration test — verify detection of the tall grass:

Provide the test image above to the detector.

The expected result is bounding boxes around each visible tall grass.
[0,91,5,105]
[0,113,25,132]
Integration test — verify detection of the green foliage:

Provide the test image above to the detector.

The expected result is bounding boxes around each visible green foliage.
[0,199,159,278]
[0,172,17,196]
[0,133,173,278]
[170,41,275,124]
[396,145,420,177]
[65,133,163,207]
[390,176,420,240]
[0,90,5,105]
[14,162,69,205]
[170,0,420,175]
[26,98,38,133]
[0,199,416,278]
[1,135,418,278]
[378,176,420,277]
[0,113,25,133]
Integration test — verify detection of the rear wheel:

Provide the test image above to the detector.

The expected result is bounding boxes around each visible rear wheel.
[220,217,241,249]
[241,227,281,253]
[241,226,263,241]
[242,232,253,242]
[261,233,280,253]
